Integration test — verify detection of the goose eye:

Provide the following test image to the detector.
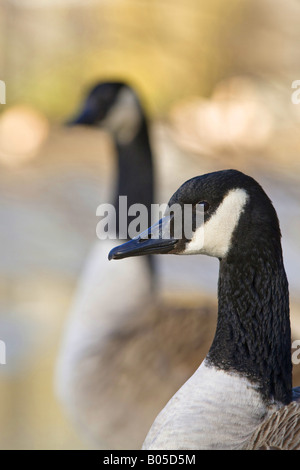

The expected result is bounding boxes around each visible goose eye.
[196,201,210,212]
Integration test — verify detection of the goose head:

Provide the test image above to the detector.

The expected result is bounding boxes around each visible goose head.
[108,169,282,263]
[68,81,143,145]
[109,169,292,406]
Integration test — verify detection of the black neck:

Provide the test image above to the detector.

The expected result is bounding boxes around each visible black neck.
[207,240,292,405]
[114,116,154,237]
[113,116,155,278]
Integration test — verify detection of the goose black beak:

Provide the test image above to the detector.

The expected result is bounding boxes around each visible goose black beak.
[66,107,94,126]
[108,216,178,260]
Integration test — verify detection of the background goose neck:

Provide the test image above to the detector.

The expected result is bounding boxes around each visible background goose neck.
[114,116,155,281]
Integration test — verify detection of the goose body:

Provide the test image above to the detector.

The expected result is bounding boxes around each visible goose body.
[109,169,300,450]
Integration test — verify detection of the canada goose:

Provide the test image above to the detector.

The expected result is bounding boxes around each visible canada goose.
[55,82,215,449]
[109,169,300,450]
[55,81,154,447]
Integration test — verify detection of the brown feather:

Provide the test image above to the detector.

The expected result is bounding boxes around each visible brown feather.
[244,401,300,450]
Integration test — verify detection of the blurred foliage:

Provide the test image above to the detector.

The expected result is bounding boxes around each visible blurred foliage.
[1,0,300,121]
[0,0,299,122]
[0,0,245,119]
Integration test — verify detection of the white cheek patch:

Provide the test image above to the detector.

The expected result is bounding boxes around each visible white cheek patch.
[102,87,142,144]
[184,188,249,258]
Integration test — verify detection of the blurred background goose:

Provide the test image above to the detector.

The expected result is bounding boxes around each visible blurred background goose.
[109,169,300,450]
[55,81,217,449]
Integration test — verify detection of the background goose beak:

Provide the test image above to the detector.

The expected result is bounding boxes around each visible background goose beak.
[108,216,178,260]
[66,97,100,126]
[66,106,94,126]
